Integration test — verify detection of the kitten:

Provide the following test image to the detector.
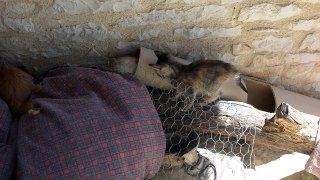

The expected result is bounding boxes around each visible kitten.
[109,56,139,74]
[108,50,140,74]
[0,66,42,115]
[150,53,246,111]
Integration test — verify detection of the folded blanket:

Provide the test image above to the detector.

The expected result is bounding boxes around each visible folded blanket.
[0,98,16,180]
[305,123,320,179]
[14,66,165,179]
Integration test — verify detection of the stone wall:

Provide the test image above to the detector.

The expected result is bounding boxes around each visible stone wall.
[0,0,319,98]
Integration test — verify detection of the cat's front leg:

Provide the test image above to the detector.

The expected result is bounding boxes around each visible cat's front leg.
[172,90,184,101]
[198,91,220,107]
[171,82,188,101]
[181,91,197,111]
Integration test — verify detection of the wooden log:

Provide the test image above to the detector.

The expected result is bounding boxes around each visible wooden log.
[150,90,275,134]
[150,88,319,141]
[275,102,320,140]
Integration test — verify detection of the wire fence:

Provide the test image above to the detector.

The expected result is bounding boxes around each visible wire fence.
[147,83,256,180]
[107,57,257,180]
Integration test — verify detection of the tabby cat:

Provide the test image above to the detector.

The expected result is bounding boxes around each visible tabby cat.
[150,52,246,111]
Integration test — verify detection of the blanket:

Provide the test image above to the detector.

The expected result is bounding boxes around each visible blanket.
[305,120,320,179]
[0,66,165,179]
[0,98,17,179]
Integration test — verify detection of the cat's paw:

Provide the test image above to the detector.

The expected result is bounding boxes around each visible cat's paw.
[28,108,40,116]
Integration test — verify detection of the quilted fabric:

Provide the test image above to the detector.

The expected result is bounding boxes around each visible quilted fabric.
[305,120,320,179]
[0,98,16,180]
[305,141,320,179]
[17,66,166,179]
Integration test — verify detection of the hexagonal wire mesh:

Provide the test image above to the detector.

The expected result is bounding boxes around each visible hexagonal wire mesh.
[107,57,256,180]
[147,81,256,179]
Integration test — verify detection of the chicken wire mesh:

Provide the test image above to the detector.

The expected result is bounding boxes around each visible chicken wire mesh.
[147,83,256,180]
[107,56,257,180]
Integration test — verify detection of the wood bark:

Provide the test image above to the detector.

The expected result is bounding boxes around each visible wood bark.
[275,102,319,140]
[151,91,274,135]
[151,91,319,139]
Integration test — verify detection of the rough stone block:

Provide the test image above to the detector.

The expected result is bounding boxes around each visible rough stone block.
[207,26,242,37]
[48,0,98,14]
[97,0,142,13]
[31,47,72,58]
[138,29,161,41]
[289,18,320,31]
[120,5,226,27]
[5,2,35,18]
[238,4,301,22]
[165,0,216,4]
[247,66,284,83]
[216,53,247,66]
[221,0,243,4]
[300,33,320,51]
[253,54,282,67]
[3,17,35,32]
[47,19,63,27]
[0,51,27,60]
[0,21,7,32]
[311,83,320,91]
[0,37,32,50]
[52,23,121,42]
[174,27,211,39]
[249,28,280,33]
[252,35,293,53]
[174,26,241,39]
[304,0,320,3]
[300,65,320,92]
[183,0,207,3]
[232,43,252,55]
[283,63,315,81]
[186,51,202,61]
[38,35,51,43]
[48,0,142,14]
[285,53,320,64]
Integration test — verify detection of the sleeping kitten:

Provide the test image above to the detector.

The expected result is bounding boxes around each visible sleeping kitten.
[0,66,42,115]
[150,53,246,111]
[109,56,139,74]
[108,49,140,74]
